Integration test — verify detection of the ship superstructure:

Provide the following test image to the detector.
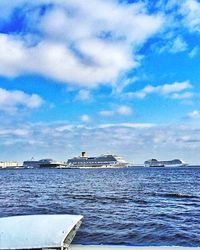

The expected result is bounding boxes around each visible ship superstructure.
[67,152,128,168]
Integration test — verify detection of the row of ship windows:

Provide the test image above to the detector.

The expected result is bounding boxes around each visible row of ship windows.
[69,161,117,164]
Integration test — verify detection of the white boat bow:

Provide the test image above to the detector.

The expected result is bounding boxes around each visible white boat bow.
[0,214,83,250]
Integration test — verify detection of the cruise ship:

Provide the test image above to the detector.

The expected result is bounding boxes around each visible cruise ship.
[23,159,67,168]
[67,152,128,168]
[144,158,187,167]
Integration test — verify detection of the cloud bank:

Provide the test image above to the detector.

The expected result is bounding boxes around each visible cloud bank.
[1,122,200,164]
[0,0,163,87]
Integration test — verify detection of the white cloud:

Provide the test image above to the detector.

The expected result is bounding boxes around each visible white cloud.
[0,128,29,136]
[80,114,91,123]
[75,90,91,101]
[164,0,200,33]
[99,110,115,117]
[170,37,188,53]
[127,81,192,99]
[116,105,132,115]
[0,0,163,87]
[99,105,132,117]
[180,0,200,33]
[189,46,199,57]
[159,81,192,94]
[0,88,43,113]
[153,0,200,56]
[171,92,193,99]
[187,110,200,119]
[158,36,188,54]
[0,35,27,77]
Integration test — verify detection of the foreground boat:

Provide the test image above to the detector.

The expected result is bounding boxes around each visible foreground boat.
[0,215,198,250]
[0,214,82,250]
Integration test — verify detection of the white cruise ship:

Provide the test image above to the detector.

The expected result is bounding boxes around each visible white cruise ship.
[23,159,67,168]
[144,158,187,167]
[67,152,128,168]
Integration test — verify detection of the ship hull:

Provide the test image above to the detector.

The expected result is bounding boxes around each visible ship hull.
[145,164,186,168]
[67,165,128,169]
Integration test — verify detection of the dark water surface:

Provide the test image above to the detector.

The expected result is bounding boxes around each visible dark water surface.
[1,167,200,246]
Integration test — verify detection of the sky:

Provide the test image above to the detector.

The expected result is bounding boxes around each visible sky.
[0,0,200,164]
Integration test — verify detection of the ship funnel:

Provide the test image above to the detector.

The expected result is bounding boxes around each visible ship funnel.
[81,152,86,157]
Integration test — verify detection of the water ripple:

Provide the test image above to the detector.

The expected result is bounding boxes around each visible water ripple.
[1,167,200,246]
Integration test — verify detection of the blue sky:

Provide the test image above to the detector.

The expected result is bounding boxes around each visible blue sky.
[0,0,200,164]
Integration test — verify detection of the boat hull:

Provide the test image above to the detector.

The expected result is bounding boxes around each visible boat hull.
[0,214,83,250]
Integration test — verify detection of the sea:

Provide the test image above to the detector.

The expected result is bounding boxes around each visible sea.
[1,167,200,247]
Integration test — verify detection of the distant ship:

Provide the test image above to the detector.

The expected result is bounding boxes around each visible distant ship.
[23,159,67,168]
[144,159,187,167]
[67,152,128,168]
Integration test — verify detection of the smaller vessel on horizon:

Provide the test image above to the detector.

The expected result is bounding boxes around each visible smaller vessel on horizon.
[144,158,187,167]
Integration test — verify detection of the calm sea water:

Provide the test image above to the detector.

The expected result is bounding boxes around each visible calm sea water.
[1,167,200,246]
